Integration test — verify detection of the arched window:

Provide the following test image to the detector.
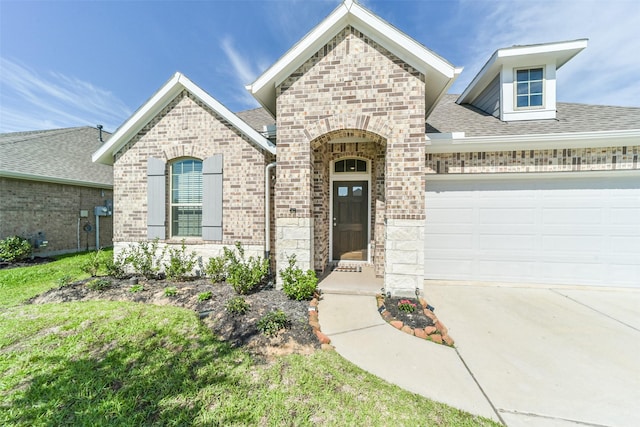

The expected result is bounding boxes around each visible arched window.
[171,159,202,237]
[334,158,367,173]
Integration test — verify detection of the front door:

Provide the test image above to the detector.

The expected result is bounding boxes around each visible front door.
[333,181,368,261]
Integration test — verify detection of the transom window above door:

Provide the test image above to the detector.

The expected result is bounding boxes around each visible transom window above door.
[334,158,367,173]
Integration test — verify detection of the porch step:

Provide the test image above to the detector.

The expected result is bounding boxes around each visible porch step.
[330,263,365,273]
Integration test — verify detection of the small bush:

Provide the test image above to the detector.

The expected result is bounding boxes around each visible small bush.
[197,291,213,302]
[124,239,166,279]
[257,309,289,337]
[225,243,269,295]
[80,250,102,277]
[205,255,226,283]
[105,251,128,279]
[225,296,250,315]
[164,286,178,297]
[86,278,111,291]
[56,275,73,287]
[130,284,144,293]
[0,236,32,263]
[397,299,417,313]
[164,240,197,281]
[280,254,318,301]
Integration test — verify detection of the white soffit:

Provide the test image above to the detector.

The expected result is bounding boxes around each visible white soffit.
[93,72,275,165]
[457,39,588,105]
[246,0,460,117]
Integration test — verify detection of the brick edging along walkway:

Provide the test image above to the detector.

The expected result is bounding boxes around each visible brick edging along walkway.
[376,294,455,347]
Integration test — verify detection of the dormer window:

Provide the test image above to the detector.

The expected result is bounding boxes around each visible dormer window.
[516,67,544,108]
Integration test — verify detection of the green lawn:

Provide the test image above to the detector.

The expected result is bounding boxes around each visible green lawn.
[0,253,500,426]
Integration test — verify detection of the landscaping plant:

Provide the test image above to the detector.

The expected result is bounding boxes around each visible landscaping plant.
[198,291,213,301]
[257,309,289,337]
[164,240,197,281]
[224,242,269,295]
[164,286,178,297]
[86,278,111,291]
[224,296,250,315]
[80,250,103,277]
[0,236,32,263]
[123,238,166,279]
[397,299,417,313]
[280,254,318,301]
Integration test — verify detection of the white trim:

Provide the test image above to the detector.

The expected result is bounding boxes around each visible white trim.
[93,72,275,165]
[329,157,372,263]
[425,169,640,182]
[425,129,640,153]
[0,170,113,189]
[247,0,459,117]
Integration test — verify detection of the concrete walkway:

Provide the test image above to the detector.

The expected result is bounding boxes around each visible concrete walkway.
[317,271,640,427]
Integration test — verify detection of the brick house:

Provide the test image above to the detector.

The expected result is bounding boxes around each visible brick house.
[93,0,639,294]
[1,127,113,255]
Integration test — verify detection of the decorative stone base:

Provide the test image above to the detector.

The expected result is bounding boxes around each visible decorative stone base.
[384,218,425,296]
[275,217,314,287]
[375,294,455,347]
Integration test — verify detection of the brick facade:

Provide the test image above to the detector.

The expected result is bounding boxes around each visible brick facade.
[0,177,113,255]
[274,26,426,291]
[426,146,640,174]
[113,90,273,259]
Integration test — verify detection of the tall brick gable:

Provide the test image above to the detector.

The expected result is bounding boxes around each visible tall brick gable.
[274,26,426,291]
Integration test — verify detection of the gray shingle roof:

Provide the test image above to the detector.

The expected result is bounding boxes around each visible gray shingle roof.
[235,107,275,133]
[427,94,640,137]
[0,127,113,187]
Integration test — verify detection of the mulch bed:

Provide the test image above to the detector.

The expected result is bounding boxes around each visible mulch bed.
[377,295,455,346]
[29,277,324,360]
[0,257,55,270]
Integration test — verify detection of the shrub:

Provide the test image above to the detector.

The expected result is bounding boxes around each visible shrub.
[205,255,226,283]
[86,278,111,291]
[164,240,197,281]
[225,296,250,315]
[224,243,269,295]
[80,250,102,277]
[197,291,213,302]
[280,254,318,301]
[124,239,166,279]
[257,310,289,337]
[397,299,417,313]
[105,251,128,279]
[56,275,73,287]
[0,236,32,263]
[164,286,178,297]
[130,284,144,293]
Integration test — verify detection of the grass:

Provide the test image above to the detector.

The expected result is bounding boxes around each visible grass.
[0,252,501,426]
[0,250,113,308]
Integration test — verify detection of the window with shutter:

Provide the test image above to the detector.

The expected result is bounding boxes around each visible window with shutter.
[170,159,203,237]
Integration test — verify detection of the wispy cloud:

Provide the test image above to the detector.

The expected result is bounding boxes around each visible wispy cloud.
[449,0,640,107]
[218,36,264,108]
[0,58,132,133]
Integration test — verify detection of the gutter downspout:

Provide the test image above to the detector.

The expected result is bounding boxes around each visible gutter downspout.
[264,162,276,267]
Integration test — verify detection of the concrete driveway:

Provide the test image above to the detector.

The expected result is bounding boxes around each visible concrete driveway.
[424,282,640,427]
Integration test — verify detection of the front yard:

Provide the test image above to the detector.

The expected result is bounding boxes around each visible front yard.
[0,251,499,426]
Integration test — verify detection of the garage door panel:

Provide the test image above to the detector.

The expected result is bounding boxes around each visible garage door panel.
[425,175,640,287]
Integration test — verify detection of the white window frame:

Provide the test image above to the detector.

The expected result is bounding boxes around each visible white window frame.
[514,66,545,110]
[170,158,203,237]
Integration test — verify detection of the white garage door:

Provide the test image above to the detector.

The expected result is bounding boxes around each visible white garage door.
[425,175,640,287]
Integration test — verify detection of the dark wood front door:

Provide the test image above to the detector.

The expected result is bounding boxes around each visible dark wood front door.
[333,181,368,261]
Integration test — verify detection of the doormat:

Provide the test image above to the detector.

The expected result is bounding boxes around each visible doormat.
[332,265,362,273]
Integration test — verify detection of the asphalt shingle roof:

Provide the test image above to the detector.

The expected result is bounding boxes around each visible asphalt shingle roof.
[426,94,640,137]
[0,126,113,187]
[235,108,275,133]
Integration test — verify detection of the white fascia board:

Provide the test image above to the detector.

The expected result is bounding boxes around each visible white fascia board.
[0,170,113,189]
[93,73,275,165]
[248,0,458,116]
[92,72,183,165]
[457,39,588,105]
[425,129,640,153]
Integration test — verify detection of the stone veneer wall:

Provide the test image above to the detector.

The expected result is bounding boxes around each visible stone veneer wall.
[426,146,640,174]
[275,26,426,294]
[0,177,113,255]
[113,90,272,260]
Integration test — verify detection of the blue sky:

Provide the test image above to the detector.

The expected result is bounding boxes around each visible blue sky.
[1,0,639,133]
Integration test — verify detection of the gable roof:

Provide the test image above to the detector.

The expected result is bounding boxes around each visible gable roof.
[246,0,461,118]
[457,39,588,105]
[0,127,113,188]
[93,72,276,165]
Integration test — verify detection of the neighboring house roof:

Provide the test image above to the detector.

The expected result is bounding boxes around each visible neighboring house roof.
[0,126,113,188]
[246,0,462,118]
[93,72,276,165]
